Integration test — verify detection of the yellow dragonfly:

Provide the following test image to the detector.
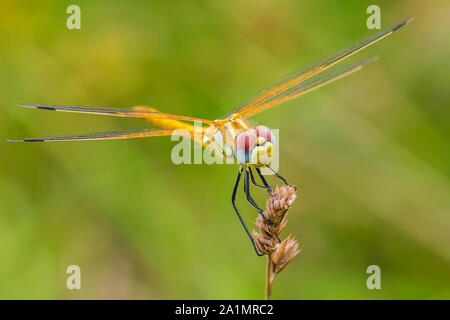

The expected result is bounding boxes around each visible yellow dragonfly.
[9,19,412,255]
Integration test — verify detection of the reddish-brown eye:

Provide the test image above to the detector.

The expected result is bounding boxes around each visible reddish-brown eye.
[255,125,272,142]
[235,131,257,152]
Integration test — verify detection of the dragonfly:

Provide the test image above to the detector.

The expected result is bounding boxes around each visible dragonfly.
[9,19,413,255]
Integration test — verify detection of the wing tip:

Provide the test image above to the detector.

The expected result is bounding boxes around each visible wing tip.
[355,56,378,69]
[17,103,36,108]
[18,104,56,111]
[392,17,415,32]
[7,138,45,142]
[365,56,379,64]
[406,17,415,24]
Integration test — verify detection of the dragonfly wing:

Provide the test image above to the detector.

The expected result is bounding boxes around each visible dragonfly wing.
[239,57,377,118]
[232,18,413,119]
[18,104,216,125]
[8,129,180,142]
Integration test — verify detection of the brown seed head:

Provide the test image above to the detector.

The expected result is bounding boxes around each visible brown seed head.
[271,236,301,274]
[253,185,299,257]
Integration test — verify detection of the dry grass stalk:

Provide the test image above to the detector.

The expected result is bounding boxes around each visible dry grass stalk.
[252,185,300,300]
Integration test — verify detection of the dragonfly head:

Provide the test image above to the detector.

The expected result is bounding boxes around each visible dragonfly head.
[234,125,276,165]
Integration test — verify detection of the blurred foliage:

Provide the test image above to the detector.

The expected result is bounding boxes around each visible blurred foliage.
[1,0,449,299]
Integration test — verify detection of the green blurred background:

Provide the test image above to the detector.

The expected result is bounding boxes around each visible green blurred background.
[1,0,449,299]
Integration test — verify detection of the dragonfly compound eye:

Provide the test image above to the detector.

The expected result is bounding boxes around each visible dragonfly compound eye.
[255,125,275,145]
[234,131,257,163]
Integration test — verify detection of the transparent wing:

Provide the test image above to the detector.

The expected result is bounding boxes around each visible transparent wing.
[239,57,377,118]
[18,104,216,125]
[232,18,413,119]
[8,129,180,142]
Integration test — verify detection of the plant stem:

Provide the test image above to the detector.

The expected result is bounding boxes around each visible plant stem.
[265,254,273,300]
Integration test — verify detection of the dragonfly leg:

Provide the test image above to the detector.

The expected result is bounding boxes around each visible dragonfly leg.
[254,167,272,194]
[249,166,272,195]
[264,165,297,191]
[244,167,265,219]
[232,167,264,257]
[249,168,281,243]
[245,167,281,242]
[245,168,282,243]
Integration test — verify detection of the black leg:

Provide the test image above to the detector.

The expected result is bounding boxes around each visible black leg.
[254,167,272,194]
[249,167,272,195]
[244,168,265,219]
[264,165,297,190]
[247,167,281,244]
[232,167,263,256]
